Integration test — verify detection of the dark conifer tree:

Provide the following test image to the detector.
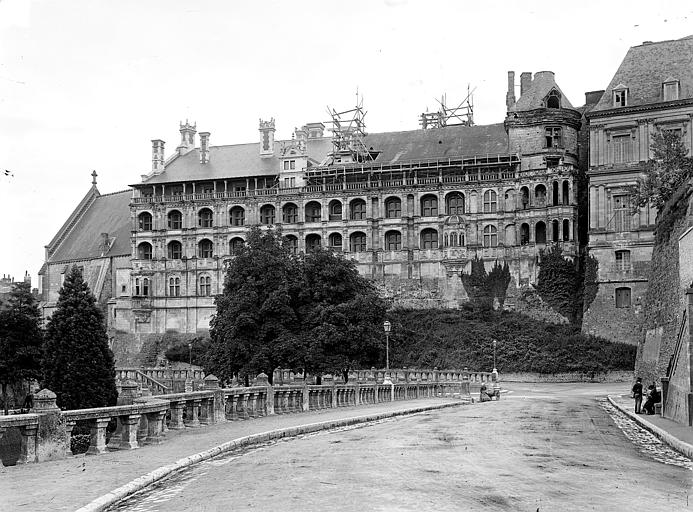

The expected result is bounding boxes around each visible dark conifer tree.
[43,266,117,409]
[0,281,43,414]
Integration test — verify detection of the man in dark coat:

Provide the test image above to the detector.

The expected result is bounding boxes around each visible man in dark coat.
[631,377,643,414]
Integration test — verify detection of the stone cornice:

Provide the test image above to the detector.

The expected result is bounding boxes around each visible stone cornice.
[586,98,693,119]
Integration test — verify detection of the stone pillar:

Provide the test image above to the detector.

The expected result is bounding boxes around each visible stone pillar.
[87,418,112,454]
[117,380,140,405]
[145,411,166,444]
[302,384,310,412]
[18,424,38,464]
[112,414,141,450]
[31,389,68,462]
[240,393,249,419]
[169,400,185,429]
[199,398,211,425]
[257,373,274,416]
[185,399,201,427]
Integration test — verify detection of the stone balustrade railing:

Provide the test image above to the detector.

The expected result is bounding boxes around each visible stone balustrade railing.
[1,368,492,466]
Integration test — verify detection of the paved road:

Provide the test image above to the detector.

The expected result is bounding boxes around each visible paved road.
[116,383,693,511]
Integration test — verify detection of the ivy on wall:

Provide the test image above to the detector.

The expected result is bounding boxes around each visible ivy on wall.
[460,258,511,310]
[581,252,599,315]
[536,245,580,323]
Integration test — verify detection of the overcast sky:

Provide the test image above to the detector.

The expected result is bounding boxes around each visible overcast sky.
[0,0,691,288]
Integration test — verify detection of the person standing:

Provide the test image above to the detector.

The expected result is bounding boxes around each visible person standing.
[631,377,643,414]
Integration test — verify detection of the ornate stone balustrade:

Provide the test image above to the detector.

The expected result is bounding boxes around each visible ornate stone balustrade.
[1,368,488,466]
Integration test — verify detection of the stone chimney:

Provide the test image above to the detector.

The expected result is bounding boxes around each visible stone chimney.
[199,132,210,164]
[520,72,532,97]
[304,122,325,139]
[506,71,516,110]
[294,126,307,144]
[151,139,165,174]
[177,120,196,156]
[259,118,276,157]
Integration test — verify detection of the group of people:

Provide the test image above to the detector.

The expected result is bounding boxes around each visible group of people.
[631,377,661,415]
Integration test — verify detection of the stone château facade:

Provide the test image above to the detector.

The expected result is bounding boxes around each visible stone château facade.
[583,35,693,345]
[40,69,584,355]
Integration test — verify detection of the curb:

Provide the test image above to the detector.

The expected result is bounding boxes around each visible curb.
[75,400,468,512]
[607,395,693,460]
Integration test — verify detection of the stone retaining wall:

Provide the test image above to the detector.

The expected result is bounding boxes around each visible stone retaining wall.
[500,370,633,383]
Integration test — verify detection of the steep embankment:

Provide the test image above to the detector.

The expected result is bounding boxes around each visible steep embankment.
[637,182,693,384]
[388,308,636,374]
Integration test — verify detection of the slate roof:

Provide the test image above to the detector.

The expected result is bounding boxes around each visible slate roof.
[591,35,693,112]
[141,123,510,186]
[511,71,575,111]
[363,124,509,164]
[142,137,334,185]
[49,189,132,262]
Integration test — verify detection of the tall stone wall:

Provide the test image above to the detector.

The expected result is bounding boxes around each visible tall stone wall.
[636,182,693,385]
[583,280,647,345]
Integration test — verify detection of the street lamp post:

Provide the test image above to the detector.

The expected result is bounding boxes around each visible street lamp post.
[185,341,194,392]
[383,320,392,385]
[492,339,497,372]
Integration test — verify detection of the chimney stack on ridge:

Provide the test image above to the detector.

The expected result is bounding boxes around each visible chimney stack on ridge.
[151,139,165,174]
[520,72,532,97]
[199,132,210,164]
[506,71,516,110]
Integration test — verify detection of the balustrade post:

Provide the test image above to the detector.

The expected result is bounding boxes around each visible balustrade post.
[17,424,38,464]
[185,399,201,427]
[240,393,250,419]
[136,415,148,444]
[247,393,258,418]
[31,388,70,462]
[145,411,166,444]
[225,394,237,420]
[112,414,141,450]
[282,390,290,413]
[302,385,310,412]
[199,397,211,425]
[87,418,111,454]
[257,373,274,416]
[169,400,185,429]
[64,420,77,456]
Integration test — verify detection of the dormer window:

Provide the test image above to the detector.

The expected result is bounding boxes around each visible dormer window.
[545,89,561,109]
[663,80,679,102]
[613,87,628,107]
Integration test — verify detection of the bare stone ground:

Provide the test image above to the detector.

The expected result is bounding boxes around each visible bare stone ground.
[114,383,693,512]
[3,384,692,511]
[0,398,461,511]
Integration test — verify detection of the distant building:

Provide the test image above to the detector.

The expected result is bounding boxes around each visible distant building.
[583,35,693,345]
[41,70,584,362]
[0,272,34,304]
[38,171,131,322]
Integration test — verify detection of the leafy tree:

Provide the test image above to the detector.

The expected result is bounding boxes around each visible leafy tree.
[208,227,303,384]
[0,282,43,414]
[629,131,693,212]
[208,228,388,384]
[43,266,118,410]
[536,245,580,322]
[298,248,387,381]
